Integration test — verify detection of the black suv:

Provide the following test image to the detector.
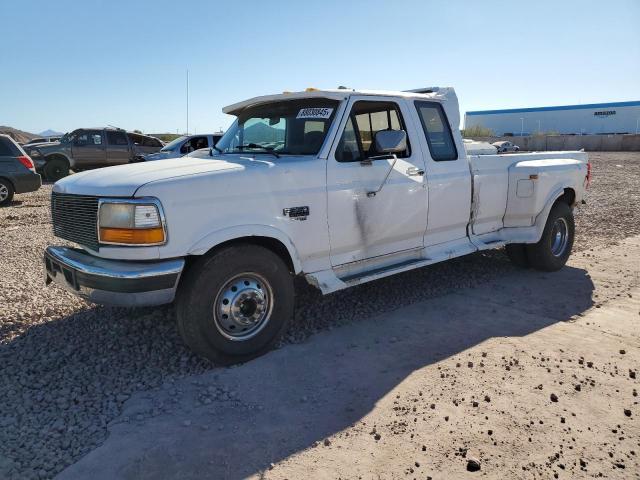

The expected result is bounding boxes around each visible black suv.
[23,128,163,180]
[0,134,42,206]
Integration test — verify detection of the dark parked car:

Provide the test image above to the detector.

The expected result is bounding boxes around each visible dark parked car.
[0,134,42,206]
[23,128,163,180]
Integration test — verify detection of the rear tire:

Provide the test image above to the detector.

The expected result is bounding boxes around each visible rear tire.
[526,202,574,272]
[0,179,15,206]
[44,157,69,181]
[176,244,294,364]
[505,244,529,268]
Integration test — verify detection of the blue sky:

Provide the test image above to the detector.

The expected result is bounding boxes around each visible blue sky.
[2,0,638,134]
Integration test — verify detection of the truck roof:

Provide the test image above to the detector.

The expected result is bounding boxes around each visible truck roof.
[223,87,457,115]
[222,86,461,134]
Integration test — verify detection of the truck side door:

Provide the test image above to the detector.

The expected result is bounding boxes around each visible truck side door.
[105,130,131,165]
[412,100,472,246]
[71,130,107,168]
[326,97,428,266]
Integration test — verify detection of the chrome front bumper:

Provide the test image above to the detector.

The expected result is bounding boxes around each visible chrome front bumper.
[44,246,185,307]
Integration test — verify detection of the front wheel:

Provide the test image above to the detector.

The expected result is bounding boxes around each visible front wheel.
[176,244,294,364]
[526,202,574,271]
[44,158,70,181]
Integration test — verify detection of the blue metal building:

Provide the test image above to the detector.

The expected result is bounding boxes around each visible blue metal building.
[465,101,640,136]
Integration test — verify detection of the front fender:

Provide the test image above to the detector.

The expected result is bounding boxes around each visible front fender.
[187,224,303,273]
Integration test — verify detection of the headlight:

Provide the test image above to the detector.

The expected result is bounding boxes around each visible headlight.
[98,199,166,246]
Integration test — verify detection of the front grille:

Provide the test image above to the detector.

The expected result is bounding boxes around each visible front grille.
[51,192,100,251]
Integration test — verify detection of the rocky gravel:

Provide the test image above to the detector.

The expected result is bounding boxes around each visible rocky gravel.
[0,152,639,479]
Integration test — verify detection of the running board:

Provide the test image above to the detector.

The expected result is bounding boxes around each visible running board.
[340,257,431,284]
[305,239,479,295]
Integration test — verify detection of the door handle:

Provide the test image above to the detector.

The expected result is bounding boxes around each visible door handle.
[406,167,425,176]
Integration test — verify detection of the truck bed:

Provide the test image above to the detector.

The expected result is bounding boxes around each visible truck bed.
[467,151,588,235]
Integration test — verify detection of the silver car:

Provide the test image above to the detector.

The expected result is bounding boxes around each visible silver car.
[143,133,223,161]
[492,140,520,153]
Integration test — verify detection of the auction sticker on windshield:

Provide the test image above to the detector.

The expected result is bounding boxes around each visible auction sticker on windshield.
[296,108,333,119]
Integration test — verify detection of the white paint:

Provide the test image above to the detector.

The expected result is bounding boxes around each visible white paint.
[52,88,589,295]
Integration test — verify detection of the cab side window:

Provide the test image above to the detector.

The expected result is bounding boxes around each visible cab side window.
[336,101,410,162]
[181,136,208,154]
[414,101,458,161]
[75,131,103,146]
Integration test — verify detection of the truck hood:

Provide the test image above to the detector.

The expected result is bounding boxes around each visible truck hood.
[25,141,61,149]
[53,156,241,197]
[26,142,63,153]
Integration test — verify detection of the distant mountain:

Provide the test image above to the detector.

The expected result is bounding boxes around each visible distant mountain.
[39,129,64,137]
[0,126,37,144]
[244,123,284,143]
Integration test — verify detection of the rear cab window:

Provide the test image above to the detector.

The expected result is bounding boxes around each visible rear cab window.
[414,101,458,161]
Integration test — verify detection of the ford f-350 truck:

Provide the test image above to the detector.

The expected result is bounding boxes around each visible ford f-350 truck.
[25,128,163,180]
[44,87,590,363]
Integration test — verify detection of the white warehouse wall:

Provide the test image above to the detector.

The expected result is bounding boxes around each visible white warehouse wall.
[465,101,640,135]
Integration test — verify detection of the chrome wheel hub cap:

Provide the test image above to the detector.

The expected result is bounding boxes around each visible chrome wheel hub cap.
[0,184,8,202]
[550,217,569,257]
[214,274,273,341]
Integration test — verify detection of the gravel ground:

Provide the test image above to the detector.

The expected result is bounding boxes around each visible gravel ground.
[0,152,638,479]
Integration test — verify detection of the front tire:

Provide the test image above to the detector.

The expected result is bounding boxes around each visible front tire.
[526,202,574,271]
[176,244,294,364]
[44,157,70,181]
[0,179,15,206]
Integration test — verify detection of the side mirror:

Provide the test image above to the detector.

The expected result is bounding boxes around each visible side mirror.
[374,130,407,154]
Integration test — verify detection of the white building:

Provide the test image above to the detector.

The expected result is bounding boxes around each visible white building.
[465,101,640,136]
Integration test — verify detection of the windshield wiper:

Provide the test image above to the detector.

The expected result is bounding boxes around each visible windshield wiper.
[235,143,280,158]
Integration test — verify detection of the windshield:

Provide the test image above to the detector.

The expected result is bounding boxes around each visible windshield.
[161,135,187,152]
[215,99,340,156]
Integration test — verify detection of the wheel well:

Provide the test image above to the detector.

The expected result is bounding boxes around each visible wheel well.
[186,236,296,274]
[0,176,15,191]
[556,188,576,207]
[46,154,70,166]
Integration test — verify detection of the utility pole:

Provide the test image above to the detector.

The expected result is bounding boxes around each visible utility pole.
[520,117,524,137]
[186,69,189,135]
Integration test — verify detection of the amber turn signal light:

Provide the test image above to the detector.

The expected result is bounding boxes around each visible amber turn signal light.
[99,227,165,245]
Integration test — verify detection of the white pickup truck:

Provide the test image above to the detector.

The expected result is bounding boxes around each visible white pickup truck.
[45,87,590,363]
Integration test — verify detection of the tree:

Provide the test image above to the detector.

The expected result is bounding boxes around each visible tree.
[462,125,494,138]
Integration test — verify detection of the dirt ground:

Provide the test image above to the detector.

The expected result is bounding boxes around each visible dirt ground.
[59,236,640,480]
[0,152,639,479]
